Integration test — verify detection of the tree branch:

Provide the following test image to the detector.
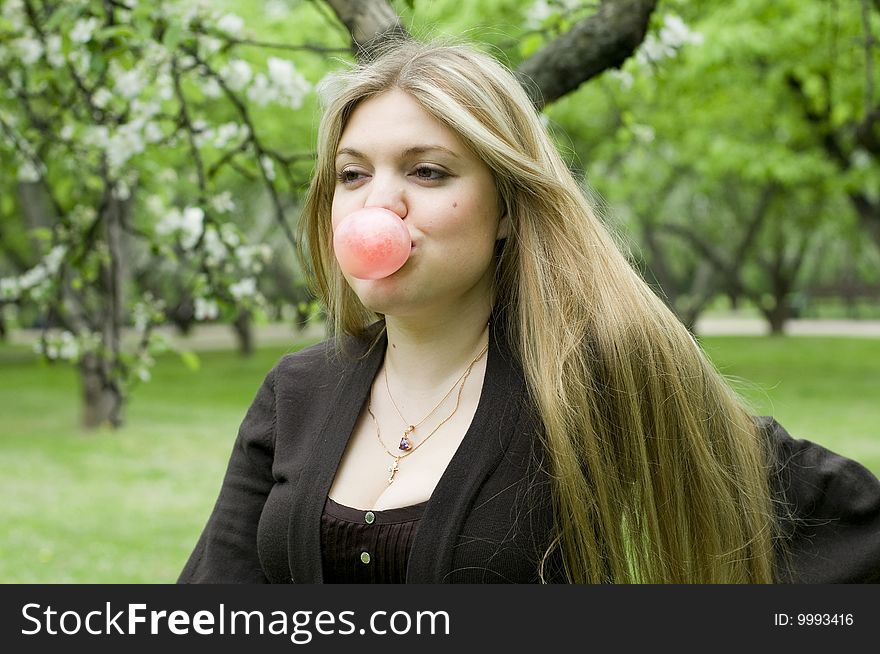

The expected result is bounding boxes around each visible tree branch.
[322,0,407,58]
[517,0,658,109]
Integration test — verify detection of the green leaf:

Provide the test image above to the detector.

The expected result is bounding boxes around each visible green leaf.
[178,350,201,372]
[163,23,183,50]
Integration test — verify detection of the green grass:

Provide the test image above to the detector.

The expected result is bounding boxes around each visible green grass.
[1,336,878,583]
[700,337,880,470]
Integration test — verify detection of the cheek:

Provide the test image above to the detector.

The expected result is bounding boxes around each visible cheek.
[330,195,343,230]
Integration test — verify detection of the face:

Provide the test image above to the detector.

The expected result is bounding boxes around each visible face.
[331,89,508,319]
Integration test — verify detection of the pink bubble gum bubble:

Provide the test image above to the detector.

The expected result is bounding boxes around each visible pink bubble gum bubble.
[333,207,411,280]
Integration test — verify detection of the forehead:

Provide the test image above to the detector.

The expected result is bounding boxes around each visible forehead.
[337,89,467,155]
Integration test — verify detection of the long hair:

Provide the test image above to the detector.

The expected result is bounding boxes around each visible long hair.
[297,39,779,583]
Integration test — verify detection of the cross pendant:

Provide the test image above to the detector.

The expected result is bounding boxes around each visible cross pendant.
[387,458,401,484]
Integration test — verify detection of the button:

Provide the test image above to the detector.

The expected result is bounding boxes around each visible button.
[365,511,375,524]
[360,552,371,564]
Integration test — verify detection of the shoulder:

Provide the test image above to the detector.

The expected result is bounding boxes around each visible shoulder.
[270,323,384,392]
[758,416,880,583]
[759,416,880,510]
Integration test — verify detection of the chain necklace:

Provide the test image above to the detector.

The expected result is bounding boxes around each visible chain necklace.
[383,354,474,452]
[369,339,489,484]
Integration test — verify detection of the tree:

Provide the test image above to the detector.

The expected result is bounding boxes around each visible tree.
[0,0,331,427]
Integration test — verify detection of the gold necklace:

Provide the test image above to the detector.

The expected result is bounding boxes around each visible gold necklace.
[383,356,472,452]
[384,323,490,452]
[369,341,488,484]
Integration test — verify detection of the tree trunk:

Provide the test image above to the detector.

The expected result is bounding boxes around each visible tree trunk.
[849,192,880,252]
[761,303,790,336]
[234,310,254,357]
[322,0,407,57]
[79,352,123,429]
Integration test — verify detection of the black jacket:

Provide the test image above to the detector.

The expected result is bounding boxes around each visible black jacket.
[178,323,880,583]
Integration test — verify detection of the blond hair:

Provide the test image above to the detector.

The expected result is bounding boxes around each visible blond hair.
[297,39,778,583]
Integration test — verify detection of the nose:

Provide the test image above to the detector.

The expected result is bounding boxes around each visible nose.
[363,173,407,219]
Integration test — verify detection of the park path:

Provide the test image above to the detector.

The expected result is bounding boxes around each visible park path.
[694,317,880,338]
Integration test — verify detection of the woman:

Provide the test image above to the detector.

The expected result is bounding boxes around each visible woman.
[179,39,880,583]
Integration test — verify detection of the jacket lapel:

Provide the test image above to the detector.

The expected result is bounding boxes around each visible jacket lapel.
[405,323,527,582]
[286,327,386,583]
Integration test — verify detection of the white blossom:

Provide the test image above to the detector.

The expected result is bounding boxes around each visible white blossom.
[70,50,91,77]
[45,35,64,68]
[14,37,43,66]
[83,125,109,149]
[247,74,275,106]
[57,331,79,361]
[113,180,132,201]
[45,245,67,273]
[70,205,97,228]
[266,57,311,109]
[217,14,245,37]
[19,264,48,289]
[213,122,242,149]
[0,277,21,301]
[210,191,236,214]
[156,72,174,100]
[222,60,252,92]
[631,124,655,144]
[661,15,703,48]
[106,123,145,171]
[229,277,256,300]
[143,122,164,144]
[266,0,289,20]
[155,208,182,237]
[852,149,872,170]
[70,17,101,44]
[607,68,633,90]
[260,155,275,181]
[114,67,145,100]
[132,301,150,331]
[220,223,241,247]
[17,160,42,183]
[524,0,581,29]
[636,15,703,66]
[131,99,161,122]
[92,88,113,108]
[179,206,204,250]
[60,124,75,140]
[200,37,222,56]
[194,297,219,321]
[202,227,226,265]
[201,76,222,98]
[6,0,26,30]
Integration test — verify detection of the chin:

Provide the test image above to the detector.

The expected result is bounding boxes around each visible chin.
[350,278,412,315]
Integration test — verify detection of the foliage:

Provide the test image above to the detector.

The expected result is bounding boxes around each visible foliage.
[0,0,347,424]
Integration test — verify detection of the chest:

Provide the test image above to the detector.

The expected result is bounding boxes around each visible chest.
[327,379,484,510]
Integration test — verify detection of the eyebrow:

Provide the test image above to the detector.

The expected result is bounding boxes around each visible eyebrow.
[335,145,461,160]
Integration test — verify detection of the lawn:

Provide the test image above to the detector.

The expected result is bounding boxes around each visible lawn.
[1,335,878,583]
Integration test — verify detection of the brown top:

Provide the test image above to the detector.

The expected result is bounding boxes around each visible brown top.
[320,497,427,583]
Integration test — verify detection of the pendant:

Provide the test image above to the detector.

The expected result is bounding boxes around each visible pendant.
[399,425,415,452]
[387,457,401,484]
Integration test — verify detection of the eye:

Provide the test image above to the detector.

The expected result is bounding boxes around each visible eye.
[411,165,447,181]
[336,169,367,185]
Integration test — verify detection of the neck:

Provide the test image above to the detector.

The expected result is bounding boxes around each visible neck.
[382,304,491,396]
